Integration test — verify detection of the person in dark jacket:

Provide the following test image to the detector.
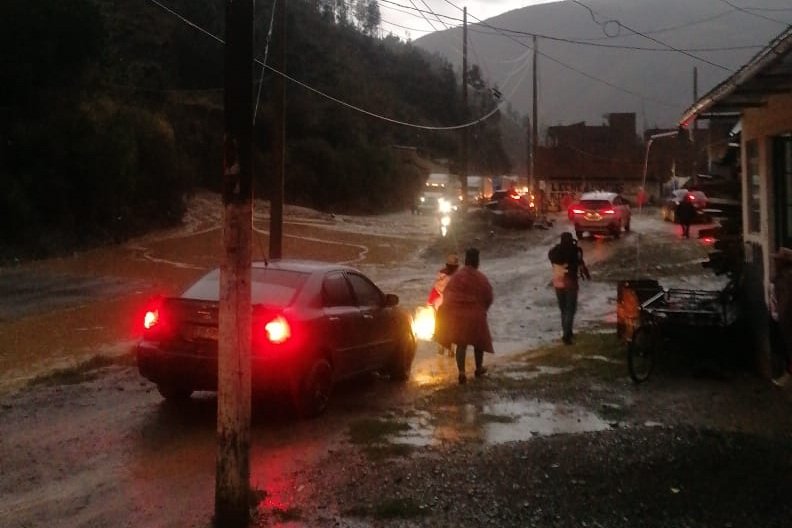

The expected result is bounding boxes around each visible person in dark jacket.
[675,194,697,239]
[548,232,590,345]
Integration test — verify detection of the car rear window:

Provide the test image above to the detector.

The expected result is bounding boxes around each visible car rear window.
[182,268,308,306]
[579,200,611,210]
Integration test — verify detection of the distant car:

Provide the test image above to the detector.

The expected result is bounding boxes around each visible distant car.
[485,189,537,227]
[136,260,416,417]
[570,191,631,239]
[660,189,708,223]
[415,191,458,215]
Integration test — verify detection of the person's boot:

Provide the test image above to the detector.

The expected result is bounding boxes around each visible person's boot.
[458,373,466,384]
[475,366,488,378]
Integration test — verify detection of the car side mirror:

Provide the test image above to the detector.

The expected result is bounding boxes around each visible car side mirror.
[384,293,399,307]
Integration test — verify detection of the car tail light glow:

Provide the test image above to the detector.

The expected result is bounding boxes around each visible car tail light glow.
[571,208,585,214]
[144,309,159,330]
[600,208,616,215]
[264,315,291,344]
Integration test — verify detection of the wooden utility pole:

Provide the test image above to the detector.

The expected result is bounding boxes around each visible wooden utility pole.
[216,0,253,526]
[461,7,469,204]
[270,0,286,259]
[531,35,538,194]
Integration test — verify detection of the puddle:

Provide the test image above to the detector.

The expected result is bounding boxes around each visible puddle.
[482,399,611,444]
[385,398,611,447]
[500,365,574,381]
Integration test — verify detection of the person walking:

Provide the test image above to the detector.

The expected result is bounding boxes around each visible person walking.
[675,194,697,239]
[548,232,590,345]
[434,248,494,384]
[427,253,459,356]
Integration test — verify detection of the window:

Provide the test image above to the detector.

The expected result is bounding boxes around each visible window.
[746,140,761,233]
[322,273,354,307]
[347,273,383,307]
[774,136,792,249]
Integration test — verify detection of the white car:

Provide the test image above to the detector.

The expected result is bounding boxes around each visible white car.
[570,191,632,239]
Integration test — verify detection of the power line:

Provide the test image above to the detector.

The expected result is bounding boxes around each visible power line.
[570,0,731,71]
[438,0,682,109]
[714,0,792,25]
[144,0,503,131]
[466,24,763,53]
[379,1,761,54]
[407,0,440,32]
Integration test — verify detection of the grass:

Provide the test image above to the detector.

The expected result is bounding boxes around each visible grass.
[27,351,135,387]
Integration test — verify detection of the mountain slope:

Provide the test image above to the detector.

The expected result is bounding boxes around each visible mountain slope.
[415,0,792,130]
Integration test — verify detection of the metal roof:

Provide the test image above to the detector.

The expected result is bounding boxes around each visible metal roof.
[679,26,792,125]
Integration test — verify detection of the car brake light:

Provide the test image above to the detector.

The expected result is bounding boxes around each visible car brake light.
[144,309,159,330]
[264,315,291,344]
[600,208,616,215]
[571,208,585,214]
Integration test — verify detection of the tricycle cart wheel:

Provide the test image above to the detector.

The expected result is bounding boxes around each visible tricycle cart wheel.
[628,326,657,383]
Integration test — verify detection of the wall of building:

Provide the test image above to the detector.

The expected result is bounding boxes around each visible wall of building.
[740,92,792,376]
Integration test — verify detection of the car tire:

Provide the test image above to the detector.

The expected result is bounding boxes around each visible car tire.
[624,219,631,232]
[387,332,416,382]
[157,384,193,401]
[612,224,621,239]
[295,358,333,418]
[575,230,583,240]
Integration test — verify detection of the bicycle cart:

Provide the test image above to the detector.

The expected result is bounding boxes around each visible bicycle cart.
[627,282,741,383]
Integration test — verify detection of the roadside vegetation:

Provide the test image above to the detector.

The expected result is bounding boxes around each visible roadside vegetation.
[0,0,513,263]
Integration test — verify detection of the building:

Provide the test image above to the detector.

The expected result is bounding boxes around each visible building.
[537,113,644,210]
[680,27,792,377]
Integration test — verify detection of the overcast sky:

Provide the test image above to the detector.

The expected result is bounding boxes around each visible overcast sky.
[378,1,563,41]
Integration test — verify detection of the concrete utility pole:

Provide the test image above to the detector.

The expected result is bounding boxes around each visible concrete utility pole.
[531,35,538,193]
[461,7,469,205]
[692,67,699,187]
[270,0,286,259]
[216,0,253,526]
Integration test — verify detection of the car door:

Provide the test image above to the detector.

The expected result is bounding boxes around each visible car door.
[321,272,365,379]
[346,272,394,369]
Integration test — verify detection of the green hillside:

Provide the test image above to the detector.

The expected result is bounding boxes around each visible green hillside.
[0,0,510,261]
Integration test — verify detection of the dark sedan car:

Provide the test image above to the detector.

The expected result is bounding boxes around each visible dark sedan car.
[136,260,416,416]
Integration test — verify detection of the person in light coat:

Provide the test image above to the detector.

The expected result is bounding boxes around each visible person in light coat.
[434,248,494,384]
[427,253,459,356]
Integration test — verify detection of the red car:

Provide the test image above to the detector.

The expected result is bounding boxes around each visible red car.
[136,260,416,416]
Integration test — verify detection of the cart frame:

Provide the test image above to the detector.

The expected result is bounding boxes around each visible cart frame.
[627,281,740,382]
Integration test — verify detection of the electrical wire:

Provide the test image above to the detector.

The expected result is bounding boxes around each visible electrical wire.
[144,0,504,131]
[379,1,761,54]
[437,0,682,109]
[569,0,731,71]
[253,0,279,125]
[714,0,792,26]
[407,0,440,32]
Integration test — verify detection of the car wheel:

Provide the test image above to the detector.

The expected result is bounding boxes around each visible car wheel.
[575,230,583,240]
[387,332,416,381]
[612,224,621,239]
[157,384,193,401]
[296,359,333,418]
[624,219,631,232]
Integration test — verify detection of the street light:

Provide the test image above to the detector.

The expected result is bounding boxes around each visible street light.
[640,129,680,215]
